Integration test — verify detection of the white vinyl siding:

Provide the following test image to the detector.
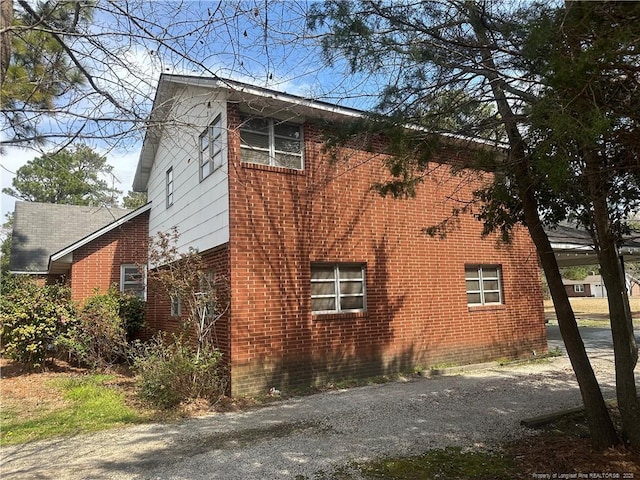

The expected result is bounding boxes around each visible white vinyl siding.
[311,264,366,314]
[465,265,503,306]
[240,114,303,170]
[147,86,229,256]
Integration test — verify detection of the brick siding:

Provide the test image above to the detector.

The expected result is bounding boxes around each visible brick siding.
[69,211,149,304]
[227,104,546,396]
[143,244,232,360]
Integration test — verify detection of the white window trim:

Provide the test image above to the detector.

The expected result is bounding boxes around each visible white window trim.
[199,115,223,181]
[574,284,585,293]
[311,263,366,314]
[170,293,182,317]
[465,265,503,306]
[197,270,216,319]
[166,167,174,208]
[240,114,304,170]
[120,264,146,300]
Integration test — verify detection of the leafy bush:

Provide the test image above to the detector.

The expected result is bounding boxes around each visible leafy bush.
[0,278,78,368]
[117,292,145,340]
[61,288,129,369]
[131,334,226,409]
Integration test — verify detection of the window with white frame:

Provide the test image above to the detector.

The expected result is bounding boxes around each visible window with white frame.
[311,263,366,314]
[465,265,503,306]
[120,265,146,300]
[197,270,216,318]
[239,113,303,170]
[574,284,585,293]
[170,293,181,317]
[166,167,174,208]
[199,115,223,181]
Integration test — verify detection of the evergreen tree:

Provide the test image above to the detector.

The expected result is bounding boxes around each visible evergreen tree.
[122,191,147,210]
[308,0,640,449]
[3,144,121,206]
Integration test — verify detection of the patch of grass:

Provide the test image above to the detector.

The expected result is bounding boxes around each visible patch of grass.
[1,374,147,445]
[356,447,517,480]
[576,318,610,328]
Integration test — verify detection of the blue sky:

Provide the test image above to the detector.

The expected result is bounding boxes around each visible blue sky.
[1,1,383,221]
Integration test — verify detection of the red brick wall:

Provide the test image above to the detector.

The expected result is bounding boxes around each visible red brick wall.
[69,211,149,304]
[143,244,232,360]
[227,105,546,396]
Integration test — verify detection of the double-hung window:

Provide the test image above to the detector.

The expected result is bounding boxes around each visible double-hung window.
[120,265,146,300]
[240,113,303,170]
[574,284,585,293]
[311,263,366,314]
[465,265,503,306]
[199,115,223,180]
[166,167,174,208]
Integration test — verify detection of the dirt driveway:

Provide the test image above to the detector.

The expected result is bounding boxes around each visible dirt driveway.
[0,349,619,480]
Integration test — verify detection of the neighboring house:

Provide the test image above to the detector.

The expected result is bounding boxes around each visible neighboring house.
[563,274,640,298]
[132,74,548,396]
[9,201,150,303]
[562,277,594,297]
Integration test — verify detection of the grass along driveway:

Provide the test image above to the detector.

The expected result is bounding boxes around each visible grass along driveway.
[544,296,640,326]
[0,364,149,445]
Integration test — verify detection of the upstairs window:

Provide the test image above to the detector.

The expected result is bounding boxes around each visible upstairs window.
[240,113,303,170]
[311,263,366,314]
[199,115,223,180]
[120,265,146,300]
[465,265,503,306]
[166,167,174,208]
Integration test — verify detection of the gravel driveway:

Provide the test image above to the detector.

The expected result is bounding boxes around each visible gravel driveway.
[0,346,620,480]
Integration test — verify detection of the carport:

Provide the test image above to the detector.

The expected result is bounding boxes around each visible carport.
[547,224,640,268]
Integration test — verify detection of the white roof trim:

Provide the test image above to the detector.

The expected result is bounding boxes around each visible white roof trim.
[9,270,50,275]
[133,74,505,191]
[165,74,366,119]
[549,243,595,252]
[49,203,151,266]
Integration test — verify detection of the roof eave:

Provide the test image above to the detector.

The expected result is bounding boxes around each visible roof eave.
[48,203,151,269]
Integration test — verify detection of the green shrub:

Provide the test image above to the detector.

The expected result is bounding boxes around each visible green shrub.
[117,292,145,340]
[60,288,129,369]
[0,278,78,368]
[131,334,226,409]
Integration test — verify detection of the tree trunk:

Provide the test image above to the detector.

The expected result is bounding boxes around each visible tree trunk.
[523,196,620,449]
[466,3,619,449]
[0,0,12,86]
[586,156,640,449]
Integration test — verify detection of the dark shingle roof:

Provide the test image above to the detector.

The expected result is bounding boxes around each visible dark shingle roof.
[9,202,131,273]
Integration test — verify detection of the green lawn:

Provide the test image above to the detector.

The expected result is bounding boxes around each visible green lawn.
[1,374,148,445]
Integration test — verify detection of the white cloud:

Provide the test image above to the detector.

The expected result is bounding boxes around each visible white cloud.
[1,147,38,220]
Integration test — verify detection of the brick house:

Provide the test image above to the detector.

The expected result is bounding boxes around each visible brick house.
[9,201,149,303]
[132,74,547,396]
[563,273,640,298]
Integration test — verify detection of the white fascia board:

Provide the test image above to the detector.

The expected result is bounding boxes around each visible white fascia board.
[166,74,365,120]
[133,74,505,190]
[9,270,49,275]
[49,203,151,265]
[549,243,596,252]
